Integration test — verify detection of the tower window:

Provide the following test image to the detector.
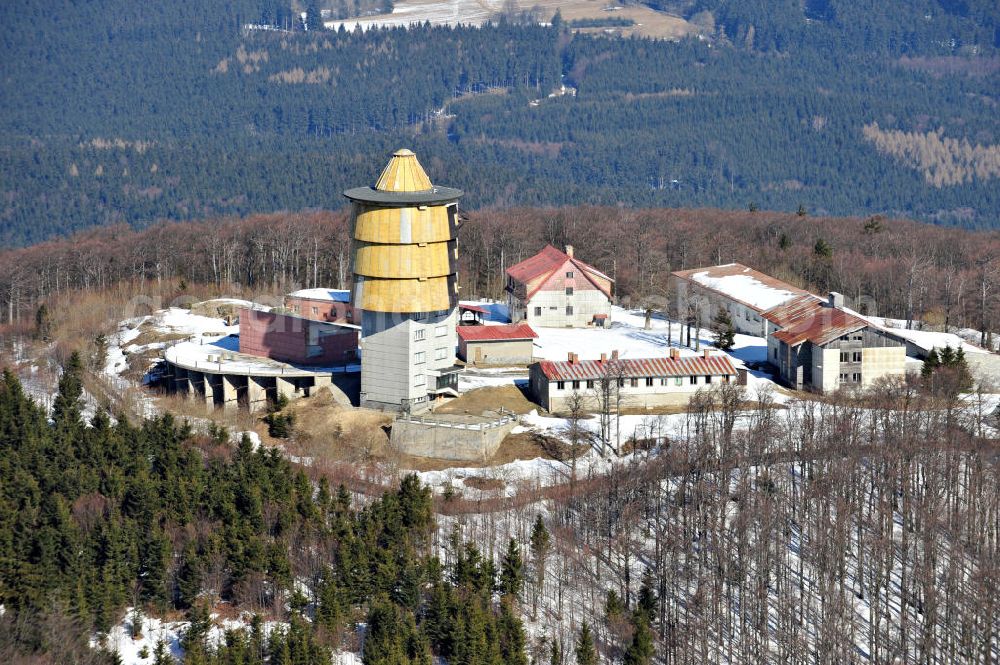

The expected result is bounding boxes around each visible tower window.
[414,329,426,341]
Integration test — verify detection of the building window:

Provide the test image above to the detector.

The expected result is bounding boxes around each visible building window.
[839,373,849,383]
[435,325,447,337]
[617,378,625,387]
[586,380,594,389]
[435,347,447,361]
[705,375,712,384]
[675,377,683,386]
[414,329,426,341]
[689,376,697,385]
[853,372,862,382]
[312,307,318,315]
[773,348,777,359]
[414,374,425,387]
[414,351,426,364]
[645,377,654,387]
[566,287,574,296]
[852,351,862,362]
[566,271,574,278]
[556,381,565,390]
[572,380,580,390]
[840,351,850,363]
[660,378,668,386]
[534,307,542,316]
[566,306,574,316]
[414,311,426,321]
[630,378,638,387]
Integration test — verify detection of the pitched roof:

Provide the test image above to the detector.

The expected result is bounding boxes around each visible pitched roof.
[534,355,736,382]
[506,245,613,299]
[457,323,538,342]
[764,295,870,347]
[344,148,462,205]
[671,263,809,313]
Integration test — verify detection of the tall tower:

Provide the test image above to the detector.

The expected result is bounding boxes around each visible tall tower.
[345,149,462,412]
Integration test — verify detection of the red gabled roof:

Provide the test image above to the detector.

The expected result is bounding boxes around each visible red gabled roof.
[534,355,736,382]
[459,303,489,314]
[457,323,538,342]
[506,245,614,300]
[764,295,869,347]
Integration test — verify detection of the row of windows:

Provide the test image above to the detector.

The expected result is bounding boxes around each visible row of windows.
[413,348,449,363]
[552,375,728,391]
[839,351,863,362]
[413,325,449,342]
[535,306,574,316]
[839,372,862,383]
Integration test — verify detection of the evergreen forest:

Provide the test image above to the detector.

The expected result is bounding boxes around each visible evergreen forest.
[1,1,999,246]
[0,356,533,664]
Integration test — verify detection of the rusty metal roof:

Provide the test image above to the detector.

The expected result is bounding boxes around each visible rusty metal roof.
[457,323,538,342]
[534,355,737,382]
[764,295,869,347]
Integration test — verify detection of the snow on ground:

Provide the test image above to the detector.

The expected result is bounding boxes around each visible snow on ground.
[95,607,295,665]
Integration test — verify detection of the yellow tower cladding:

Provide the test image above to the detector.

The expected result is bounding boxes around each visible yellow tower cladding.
[345,149,461,314]
[345,149,463,412]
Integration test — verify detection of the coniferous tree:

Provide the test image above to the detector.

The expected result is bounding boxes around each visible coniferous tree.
[712,308,736,351]
[574,621,597,665]
[622,611,654,665]
[549,637,561,665]
[499,537,524,598]
[529,515,549,620]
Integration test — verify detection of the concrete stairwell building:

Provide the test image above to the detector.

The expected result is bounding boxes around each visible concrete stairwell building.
[344,149,463,412]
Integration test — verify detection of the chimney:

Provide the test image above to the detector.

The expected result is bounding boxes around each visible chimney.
[567,352,575,363]
[703,349,711,358]
[565,245,574,258]
[828,292,845,309]
[611,349,619,360]
[669,348,679,360]
[600,352,607,363]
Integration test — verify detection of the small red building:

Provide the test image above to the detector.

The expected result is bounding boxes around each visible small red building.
[239,308,358,366]
[457,323,537,366]
[284,288,359,324]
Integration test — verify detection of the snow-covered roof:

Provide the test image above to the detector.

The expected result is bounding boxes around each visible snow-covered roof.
[673,263,809,313]
[287,288,351,303]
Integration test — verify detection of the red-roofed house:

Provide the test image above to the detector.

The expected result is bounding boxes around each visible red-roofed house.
[529,348,738,411]
[506,245,613,328]
[762,293,905,392]
[457,323,538,365]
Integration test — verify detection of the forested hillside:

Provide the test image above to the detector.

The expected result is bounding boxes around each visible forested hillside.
[0,358,531,664]
[0,0,998,245]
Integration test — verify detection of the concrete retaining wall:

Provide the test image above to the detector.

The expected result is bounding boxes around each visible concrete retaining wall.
[390,416,516,462]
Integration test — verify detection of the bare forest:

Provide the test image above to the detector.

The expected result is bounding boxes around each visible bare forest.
[1,206,998,346]
[441,381,999,664]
